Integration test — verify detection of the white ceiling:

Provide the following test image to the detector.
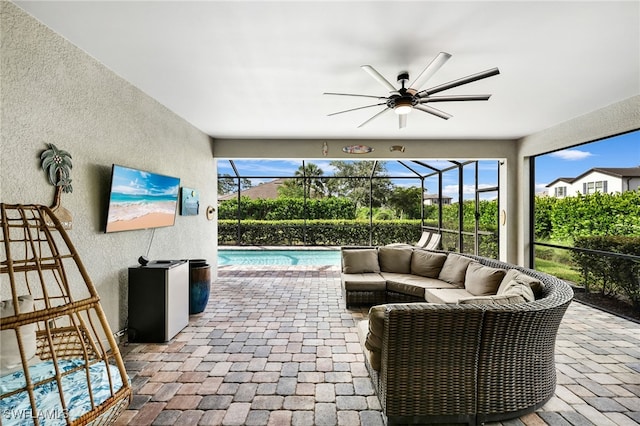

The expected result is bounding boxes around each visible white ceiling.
[16,1,640,140]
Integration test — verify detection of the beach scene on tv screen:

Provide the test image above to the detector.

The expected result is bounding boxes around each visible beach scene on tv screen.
[106,166,180,232]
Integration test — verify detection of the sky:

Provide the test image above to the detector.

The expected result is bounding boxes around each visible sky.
[533,130,639,194]
[217,130,640,200]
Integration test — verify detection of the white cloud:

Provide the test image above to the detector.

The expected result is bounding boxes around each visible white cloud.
[549,149,594,161]
[442,184,497,199]
[535,183,549,195]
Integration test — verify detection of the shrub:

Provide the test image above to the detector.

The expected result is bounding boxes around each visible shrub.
[218,219,422,246]
[572,235,640,311]
[218,197,356,220]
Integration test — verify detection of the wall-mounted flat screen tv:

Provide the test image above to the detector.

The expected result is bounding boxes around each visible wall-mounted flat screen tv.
[105,164,180,233]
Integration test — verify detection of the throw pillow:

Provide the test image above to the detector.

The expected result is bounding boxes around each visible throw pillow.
[342,249,380,274]
[1,295,37,375]
[498,279,535,302]
[378,246,413,274]
[464,263,506,296]
[438,253,474,287]
[458,294,526,305]
[499,269,544,299]
[410,250,447,278]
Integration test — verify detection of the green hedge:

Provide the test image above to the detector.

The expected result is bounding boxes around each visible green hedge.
[219,219,422,246]
[537,190,640,241]
[218,197,356,220]
[572,235,640,311]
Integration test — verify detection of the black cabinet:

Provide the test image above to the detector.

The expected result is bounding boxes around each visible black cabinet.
[128,260,189,342]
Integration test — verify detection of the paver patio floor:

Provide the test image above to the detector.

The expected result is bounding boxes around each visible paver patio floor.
[117,266,640,426]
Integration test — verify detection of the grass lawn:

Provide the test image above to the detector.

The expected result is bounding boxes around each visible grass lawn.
[534,258,582,283]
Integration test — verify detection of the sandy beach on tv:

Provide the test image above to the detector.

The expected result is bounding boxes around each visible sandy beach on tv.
[107,212,175,232]
[106,201,177,232]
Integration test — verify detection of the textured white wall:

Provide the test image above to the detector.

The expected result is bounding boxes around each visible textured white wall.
[1,2,218,332]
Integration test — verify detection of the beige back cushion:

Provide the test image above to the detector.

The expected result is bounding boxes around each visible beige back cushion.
[458,294,526,305]
[1,295,37,375]
[438,253,474,287]
[410,250,447,278]
[499,269,544,299]
[365,305,386,371]
[464,262,506,296]
[342,249,380,274]
[378,246,413,274]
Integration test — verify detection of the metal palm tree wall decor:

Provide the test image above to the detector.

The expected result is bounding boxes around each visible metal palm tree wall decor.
[40,143,73,229]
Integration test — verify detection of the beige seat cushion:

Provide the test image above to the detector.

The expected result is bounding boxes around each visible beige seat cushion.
[437,253,474,287]
[386,281,425,298]
[410,250,447,278]
[464,262,506,296]
[364,305,386,371]
[458,294,526,305]
[1,295,37,375]
[499,269,544,299]
[381,273,457,298]
[381,272,424,297]
[342,249,380,274]
[424,288,475,304]
[378,246,413,274]
[379,272,415,283]
[342,273,387,291]
[404,276,457,289]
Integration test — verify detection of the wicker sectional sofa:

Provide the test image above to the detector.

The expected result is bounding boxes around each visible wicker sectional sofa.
[341,246,574,425]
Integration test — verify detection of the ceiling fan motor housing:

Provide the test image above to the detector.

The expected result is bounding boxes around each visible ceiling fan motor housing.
[387,93,418,110]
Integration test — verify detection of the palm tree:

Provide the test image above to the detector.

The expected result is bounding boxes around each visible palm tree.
[41,143,73,193]
[40,143,73,228]
[294,163,326,199]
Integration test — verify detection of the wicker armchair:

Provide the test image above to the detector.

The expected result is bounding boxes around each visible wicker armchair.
[358,253,573,425]
[1,204,131,425]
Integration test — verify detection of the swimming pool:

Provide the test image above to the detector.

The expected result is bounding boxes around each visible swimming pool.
[218,249,341,266]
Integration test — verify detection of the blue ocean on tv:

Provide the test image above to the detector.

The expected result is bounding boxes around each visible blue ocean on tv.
[106,165,180,231]
[109,192,179,205]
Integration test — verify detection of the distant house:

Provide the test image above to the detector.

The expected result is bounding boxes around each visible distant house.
[423,193,453,205]
[546,167,640,198]
[218,178,285,200]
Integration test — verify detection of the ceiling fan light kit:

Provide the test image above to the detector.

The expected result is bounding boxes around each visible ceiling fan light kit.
[325,51,500,129]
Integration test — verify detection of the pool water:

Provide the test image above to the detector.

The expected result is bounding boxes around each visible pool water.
[218,249,341,266]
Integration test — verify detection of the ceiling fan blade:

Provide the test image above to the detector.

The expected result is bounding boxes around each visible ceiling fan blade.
[408,51,452,92]
[419,94,491,103]
[415,104,452,120]
[399,114,407,129]
[361,65,397,92]
[419,67,500,96]
[328,102,387,116]
[358,107,391,128]
[324,92,387,100]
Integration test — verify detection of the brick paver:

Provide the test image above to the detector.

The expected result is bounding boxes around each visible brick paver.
[120,265,640,425]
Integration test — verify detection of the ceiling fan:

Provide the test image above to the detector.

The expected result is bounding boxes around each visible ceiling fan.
[324,52,500,129]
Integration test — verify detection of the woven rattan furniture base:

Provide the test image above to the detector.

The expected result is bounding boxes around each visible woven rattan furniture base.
[352,251,573,425]
[0,204,131,425]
